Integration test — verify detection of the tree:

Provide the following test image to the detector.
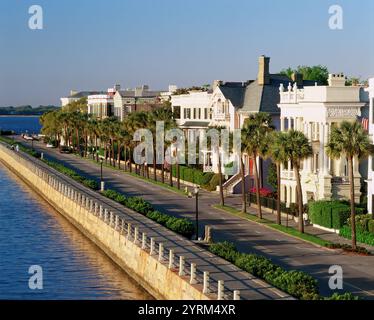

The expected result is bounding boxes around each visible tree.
[326,121,373,249]
[282,130,312,233]
[63,97,88,113]
[280,65,329,85]
[148,106,176,182]
[241,113,274,219]
[267,131,288,225]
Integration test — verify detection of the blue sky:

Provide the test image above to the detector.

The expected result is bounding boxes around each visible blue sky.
[0,0,373,106]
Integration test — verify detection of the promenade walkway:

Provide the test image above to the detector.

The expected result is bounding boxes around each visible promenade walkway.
[14,137,374,299]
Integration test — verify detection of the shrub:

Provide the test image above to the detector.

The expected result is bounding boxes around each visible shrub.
[325,292,360,300]
[102,189,194,238]
[369,219,374,234]
[339,225,374,246]
[209,241,239,263]
[347,214,372,232]
[209,241,319,300]
[83,179,99,190]
[126,197,154,214]
[326,242,371,255]
[309,200,362,229]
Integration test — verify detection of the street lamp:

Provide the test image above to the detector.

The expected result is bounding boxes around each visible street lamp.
[188,186,200,240]
[100,159,103,182]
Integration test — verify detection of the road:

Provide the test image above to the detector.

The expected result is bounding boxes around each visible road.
[18,137,374,299]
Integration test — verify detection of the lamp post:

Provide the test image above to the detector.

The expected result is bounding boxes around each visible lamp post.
[189,186,200,240]
[100,159,104,191]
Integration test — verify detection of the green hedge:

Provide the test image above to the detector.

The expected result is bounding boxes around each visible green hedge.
[309,200,364,229]
[209,241,359,300]
[340,225,374,246]
[172,165,214,186]
[209,241,319,300]
[102,189,194,238]
[43,159,99,190]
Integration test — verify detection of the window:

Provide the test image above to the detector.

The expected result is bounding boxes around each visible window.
[173,106,181,119]
[193,108,197,119]
[204,108,208,119]
[198,108,201,119]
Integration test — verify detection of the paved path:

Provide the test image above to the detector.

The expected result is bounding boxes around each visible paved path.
[16,137,374,299]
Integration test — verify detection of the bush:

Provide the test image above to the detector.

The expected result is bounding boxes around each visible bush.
[326,242,371,255]
[209,242,239,263]
[369,219,374,234]
[102,189,194,238]
[325,292,359,300]
[339,225,374,246]
[172,165,214,186]
[209,241,319,300]
[347,214,372,232]
[83,179,99,190]
[126,197,154,215]
[309,200,361,229]
[43,159,99,190]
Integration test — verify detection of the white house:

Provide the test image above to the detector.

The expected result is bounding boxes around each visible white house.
[87,86,118,119]
[366,78,374,213]
[210,56,316,193]
[278,74,368,205]
[61,90,101,107]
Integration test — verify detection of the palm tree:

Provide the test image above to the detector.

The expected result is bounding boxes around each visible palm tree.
[241,113,274,219]
[127,112,149,175]
[149,106,176,183]
[326,121,373,249]
[282,130,312,233]
[239,151,247,213]
[267,131,288,225]
[207,126,226,206]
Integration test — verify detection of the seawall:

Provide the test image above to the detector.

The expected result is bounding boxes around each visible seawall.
[0,143,212,300]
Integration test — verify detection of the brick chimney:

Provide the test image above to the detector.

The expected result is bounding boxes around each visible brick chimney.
[258,55,270,85]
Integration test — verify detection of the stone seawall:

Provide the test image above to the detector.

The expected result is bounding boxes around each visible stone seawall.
[0,143,213,300]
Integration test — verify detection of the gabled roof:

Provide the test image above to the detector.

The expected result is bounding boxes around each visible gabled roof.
[218,75,316,114]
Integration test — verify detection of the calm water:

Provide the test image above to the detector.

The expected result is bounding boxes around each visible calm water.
[0,116,42,134]
[0,163,152,299]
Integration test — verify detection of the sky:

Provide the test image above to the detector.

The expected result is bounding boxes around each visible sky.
[0,0,373,107]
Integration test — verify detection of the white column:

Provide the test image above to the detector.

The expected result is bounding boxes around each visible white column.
[319,123,325,175]
[307,122,312,172]
[324,123,330,174]
[287,117,292,131]
[280,117,285,131]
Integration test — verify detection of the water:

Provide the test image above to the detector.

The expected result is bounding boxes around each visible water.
[0,163,153,299]
[0,116,42,134]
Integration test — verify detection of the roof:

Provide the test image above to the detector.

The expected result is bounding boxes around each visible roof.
[69,91,102,98]
[218,75,316,114]
[117,90,162,98]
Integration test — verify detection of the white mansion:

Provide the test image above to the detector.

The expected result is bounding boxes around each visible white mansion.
[366,78,374,214]
[278,74,369,205]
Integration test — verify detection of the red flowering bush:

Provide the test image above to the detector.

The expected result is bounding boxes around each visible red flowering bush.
[250,187,273,197]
